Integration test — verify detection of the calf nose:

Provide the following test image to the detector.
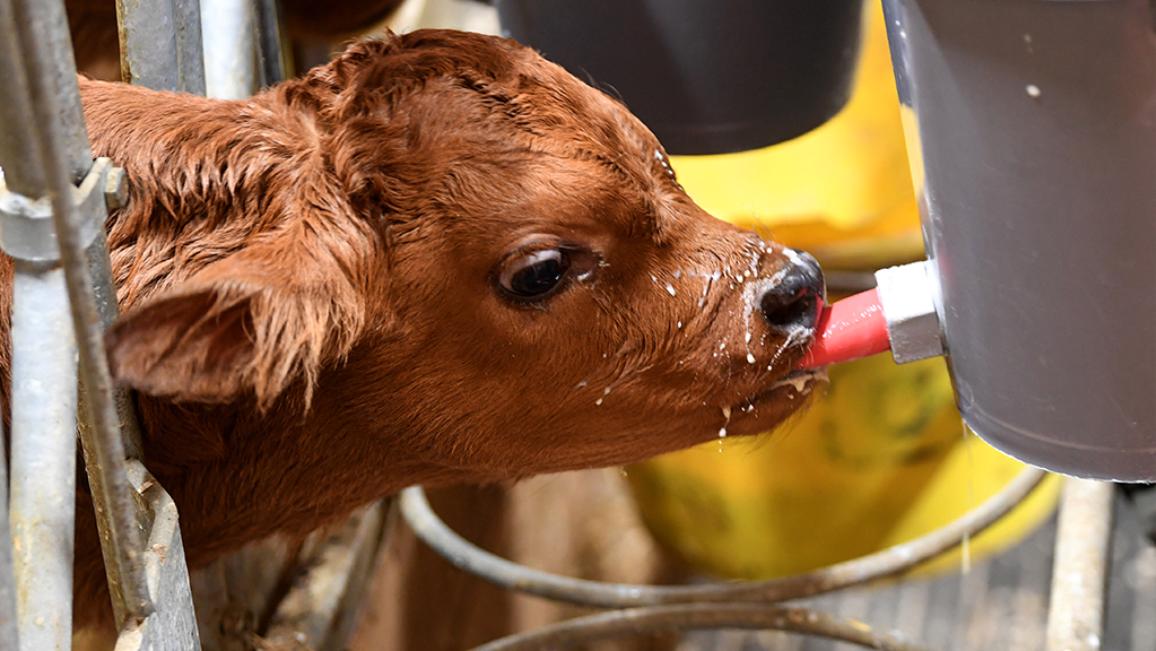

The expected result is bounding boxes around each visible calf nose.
[760,252,825,331]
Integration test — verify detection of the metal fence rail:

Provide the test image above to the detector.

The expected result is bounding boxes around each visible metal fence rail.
[1,0,95,645]
[115,0,206,94]
[0,0,202,647]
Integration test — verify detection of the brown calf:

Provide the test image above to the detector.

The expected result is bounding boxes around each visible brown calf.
[0,29,824,629]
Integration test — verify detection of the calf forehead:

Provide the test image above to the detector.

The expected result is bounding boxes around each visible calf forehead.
[434,154,652,244]
[459,53,659,173]
[383,47,682,243]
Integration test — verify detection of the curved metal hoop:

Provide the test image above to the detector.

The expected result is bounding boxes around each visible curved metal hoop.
[473,603,926,651]
[400,466,1045,610]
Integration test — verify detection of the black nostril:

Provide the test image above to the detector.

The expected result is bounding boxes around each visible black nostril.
[760,255,825,330]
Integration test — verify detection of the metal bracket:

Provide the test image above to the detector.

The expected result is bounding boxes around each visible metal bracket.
[114,461,201,651]
[0,157,122,263]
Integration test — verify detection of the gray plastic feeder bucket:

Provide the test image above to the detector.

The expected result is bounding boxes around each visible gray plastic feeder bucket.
[883,0,1156,481]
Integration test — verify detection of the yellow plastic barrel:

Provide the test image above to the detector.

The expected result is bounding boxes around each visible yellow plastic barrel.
[625,2,1060,580]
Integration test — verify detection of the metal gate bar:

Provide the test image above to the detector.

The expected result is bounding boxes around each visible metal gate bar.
[2,0,157,637]
[115,0,206,94]
[6,246,78,651]
[0,395,15,650]
[201,0,287,98]
[0,0,89,646]
[0,0,208,647]
[202,0,259,99]
[253,0,289,88]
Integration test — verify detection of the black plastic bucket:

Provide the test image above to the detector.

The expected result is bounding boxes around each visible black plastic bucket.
[494,0,864,155]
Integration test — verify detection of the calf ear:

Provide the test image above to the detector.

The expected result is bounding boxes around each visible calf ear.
[105,245,369,409]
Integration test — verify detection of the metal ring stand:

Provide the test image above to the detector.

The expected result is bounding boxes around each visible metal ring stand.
[401,466,1047,650]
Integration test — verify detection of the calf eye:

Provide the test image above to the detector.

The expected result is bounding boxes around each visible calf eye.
[499,249,572,300]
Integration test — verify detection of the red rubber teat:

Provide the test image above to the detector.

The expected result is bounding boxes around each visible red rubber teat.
[797,289,891,369]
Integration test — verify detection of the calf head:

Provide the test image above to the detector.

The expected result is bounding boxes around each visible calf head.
[100,30,826,496]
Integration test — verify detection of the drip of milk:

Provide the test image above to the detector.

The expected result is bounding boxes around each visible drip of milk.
[781,247,808,268]
[769,369,826,393]
[719,406,732,438]
[717,406,733,453]
[595,386,612,406]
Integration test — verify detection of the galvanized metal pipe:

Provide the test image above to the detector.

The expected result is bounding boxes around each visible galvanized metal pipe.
[0,1,87,646]
[202,0,288,98]
[0,418,17,651]
[253,0,288,87]
[201,0,258,99]
[1046,479,1114,651]
[8,0,155,628]
[400,467,1046,609]
[7,264,79,651]
[0,3,29,647]
[0,0,91,192]
[116,0,206,94]
[473,603,927,651]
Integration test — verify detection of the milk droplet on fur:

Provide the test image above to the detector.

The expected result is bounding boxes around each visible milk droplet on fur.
[746,352,756,364]
[665,283,677,297]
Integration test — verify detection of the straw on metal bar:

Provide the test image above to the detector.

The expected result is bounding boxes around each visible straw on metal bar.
[6,0,155,629]
[1046,478,1114,651]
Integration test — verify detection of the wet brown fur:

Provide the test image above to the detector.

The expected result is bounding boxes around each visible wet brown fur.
[0,30,817,630]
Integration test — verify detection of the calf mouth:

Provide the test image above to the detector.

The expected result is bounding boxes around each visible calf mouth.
[716,365,829,440]
[746,367,829,412]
